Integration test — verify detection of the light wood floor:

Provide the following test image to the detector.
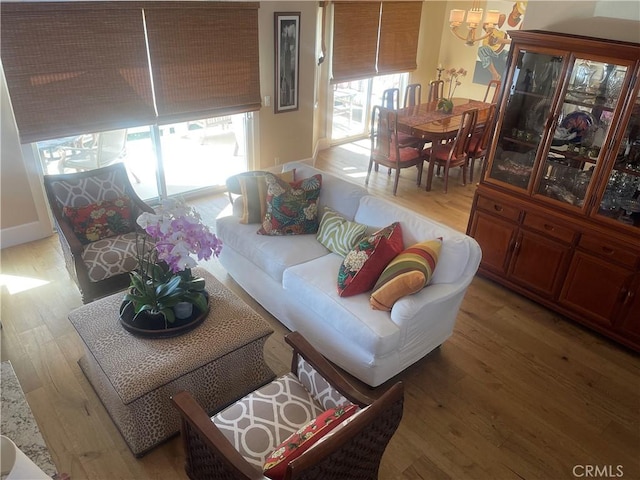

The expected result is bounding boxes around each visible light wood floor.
[1,142,638,479]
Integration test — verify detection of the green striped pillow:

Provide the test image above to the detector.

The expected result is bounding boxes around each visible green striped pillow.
[316,208,367,257]
[370,238,442,311]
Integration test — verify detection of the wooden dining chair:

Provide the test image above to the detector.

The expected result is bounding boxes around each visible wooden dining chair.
[428,80,444,102]
[403,83,422,108]
[424,109,478,193]
[366,105,426,196]
[467,104,497,183]
[381,88,400,110]
[483,80,501,103]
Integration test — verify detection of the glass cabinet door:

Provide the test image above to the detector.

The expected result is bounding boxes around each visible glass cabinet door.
[594,85,640,229]
[488,48,564,190]
[534,57,631,208]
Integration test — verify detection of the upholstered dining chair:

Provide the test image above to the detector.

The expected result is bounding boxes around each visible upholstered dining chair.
[366,105,425,196]
[172,331,404,480]
[403,83,422,108]
[467,104,497,183]
[425,108,478,193]
[428,79,444,102]
[483,80,501,103]
[381,87,400,110]
[43,163,154,303]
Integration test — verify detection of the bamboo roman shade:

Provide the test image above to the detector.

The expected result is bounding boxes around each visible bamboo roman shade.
[0,3,155,144]
[332,2,381,83]
[0,1,260,144]
[144,2,261,124]
[377,1,423,75]
[331,1,422,84]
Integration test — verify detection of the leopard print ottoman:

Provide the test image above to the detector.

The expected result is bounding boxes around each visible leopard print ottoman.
[69,268,275,457]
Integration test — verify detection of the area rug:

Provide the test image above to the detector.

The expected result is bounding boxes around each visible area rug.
[1,360,57,477]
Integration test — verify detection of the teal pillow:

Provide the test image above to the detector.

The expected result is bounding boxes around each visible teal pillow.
[316,208,367,257]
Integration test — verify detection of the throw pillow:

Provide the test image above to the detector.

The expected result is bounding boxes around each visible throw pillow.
[370,238,442,311]
[257,173,322,236]
[316,207,367,257]
[337,222,404,297]
[262,404,358,479]
[226,171,295,224]
[62,195,132,245]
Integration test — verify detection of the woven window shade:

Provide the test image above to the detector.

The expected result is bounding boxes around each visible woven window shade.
[144,2,261,124]
[0,2,155,144]
[331,2,381,84]
[377,1,423,75]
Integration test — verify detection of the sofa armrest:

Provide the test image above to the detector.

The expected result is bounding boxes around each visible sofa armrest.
[390,281,470,328]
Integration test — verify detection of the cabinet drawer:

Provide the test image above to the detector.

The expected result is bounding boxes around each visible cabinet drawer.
[476,196,522,222]
[578,234,640,268]
[523,213,576,243]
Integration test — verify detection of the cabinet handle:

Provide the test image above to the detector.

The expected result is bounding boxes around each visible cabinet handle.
[623,289,635,305]
[543,224,555,231]
[601,246,615,255]
[493,204,503,212]
[513,240,521,255]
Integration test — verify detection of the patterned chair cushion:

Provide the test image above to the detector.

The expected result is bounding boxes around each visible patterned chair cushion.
[81,232,140,282]
[63,195,133,244]
[316,207,367,257]
[262,404,359,479]
[296,356,350,410]
[212,373,324,469]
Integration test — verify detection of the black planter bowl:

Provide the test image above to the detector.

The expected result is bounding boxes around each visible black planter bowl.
[119,292,210,339]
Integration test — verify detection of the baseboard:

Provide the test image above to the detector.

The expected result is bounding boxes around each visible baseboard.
[0,222,52,249]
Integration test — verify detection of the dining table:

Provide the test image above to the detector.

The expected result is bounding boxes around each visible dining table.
[395,97,494,191]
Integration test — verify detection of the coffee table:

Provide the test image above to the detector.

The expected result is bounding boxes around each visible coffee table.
[68,267,275,456]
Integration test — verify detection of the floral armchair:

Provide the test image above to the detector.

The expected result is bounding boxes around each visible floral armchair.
[43,163,154,303]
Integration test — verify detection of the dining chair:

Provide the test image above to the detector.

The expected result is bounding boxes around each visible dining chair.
[425,108,478,193]
[483,80,501,103]
[428,80,444,103]
[43,163,154,303]
[403,83,422,108]
[172,331,404,480]
[366,105,425,196]
[467,104,497,183]
[58,129,128,173]
[381,88,400,110]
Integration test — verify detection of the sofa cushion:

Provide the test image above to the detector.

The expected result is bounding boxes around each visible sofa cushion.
[354,196,470,284]
[337,222,404,297]
[226,171,296,224]
[216,215,329,283]
[282,163,368,220]
[81,231,139,282]
[370,238,442,311]
[283,254,401,358]
[63,195,132,244]
[316,208,367,257]
[258,173,322,236]
[263,404,358,479]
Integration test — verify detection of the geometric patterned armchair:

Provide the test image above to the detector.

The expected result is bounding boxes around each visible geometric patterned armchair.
[172,331,404,480]
[43,163,154,303]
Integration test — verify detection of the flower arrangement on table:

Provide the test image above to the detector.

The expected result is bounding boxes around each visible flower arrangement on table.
[122,198,222,329]
[438,67,468,113]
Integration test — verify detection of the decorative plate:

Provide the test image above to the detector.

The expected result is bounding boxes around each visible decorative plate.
[559,111,594,143]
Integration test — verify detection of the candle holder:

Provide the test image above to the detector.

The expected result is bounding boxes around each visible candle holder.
[436,65,445,80]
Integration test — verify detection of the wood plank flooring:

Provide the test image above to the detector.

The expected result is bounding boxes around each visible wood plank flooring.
[1,141,638,479]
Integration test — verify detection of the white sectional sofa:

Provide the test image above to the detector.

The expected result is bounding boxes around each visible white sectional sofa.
[215,162,481,387]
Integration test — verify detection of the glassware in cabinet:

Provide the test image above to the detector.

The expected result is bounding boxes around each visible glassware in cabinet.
[487,49,564,190]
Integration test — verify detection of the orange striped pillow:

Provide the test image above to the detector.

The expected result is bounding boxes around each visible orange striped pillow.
[370,238,442,311]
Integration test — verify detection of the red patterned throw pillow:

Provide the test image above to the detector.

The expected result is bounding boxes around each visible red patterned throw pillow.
[337,222,404,297]
[62,195,132,244]
[262,404,358,480]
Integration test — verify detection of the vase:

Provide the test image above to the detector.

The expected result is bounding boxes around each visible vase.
[174,302,193,320]
[438,99,453,114]
[119,291,210,339]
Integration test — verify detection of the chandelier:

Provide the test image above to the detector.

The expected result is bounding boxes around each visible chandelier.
[449,3,501,46]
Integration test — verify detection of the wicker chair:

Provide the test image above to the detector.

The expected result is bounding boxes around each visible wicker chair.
[43,163,153,303]
[172,331,404,480]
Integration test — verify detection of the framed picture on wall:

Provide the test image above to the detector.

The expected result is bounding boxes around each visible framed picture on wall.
[274,12,300,114]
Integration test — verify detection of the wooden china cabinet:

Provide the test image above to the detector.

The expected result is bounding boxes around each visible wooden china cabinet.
[467,30,640,351]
